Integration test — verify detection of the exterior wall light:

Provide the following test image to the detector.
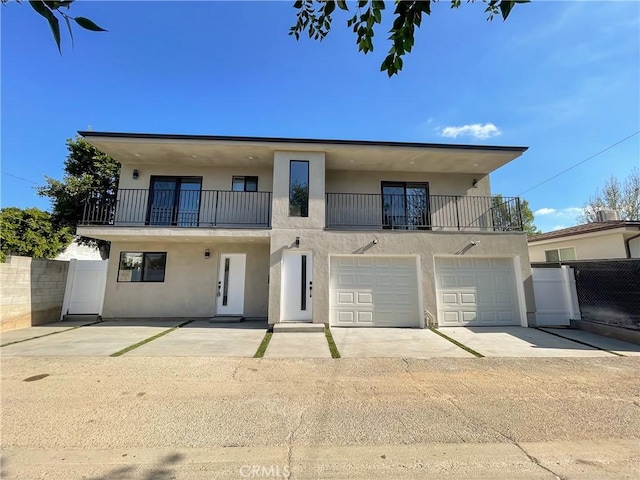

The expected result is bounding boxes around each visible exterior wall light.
[204,249,211,259]
[133,169,139,180]
[295,237,300,248]
[472,179,478,188]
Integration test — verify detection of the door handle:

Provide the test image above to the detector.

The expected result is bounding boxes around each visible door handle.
[217,281,221,297]
[309,281,313,298]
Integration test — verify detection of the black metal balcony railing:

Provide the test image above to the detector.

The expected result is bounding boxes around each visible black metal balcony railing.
[325,193,523,231]
[81,189,272,228]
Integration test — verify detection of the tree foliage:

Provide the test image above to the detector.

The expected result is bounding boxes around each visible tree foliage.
[2,0,107,53]
[290,0,528,76]
[0,207,73,262]
[38,136,120,256]
[492,194,539,235]
[581,167,640,222]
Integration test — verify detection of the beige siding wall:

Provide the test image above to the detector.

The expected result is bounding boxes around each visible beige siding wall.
[528,232,628,262]
[103,242,269,318]
[0,256,69,331]
[268,230,535,327]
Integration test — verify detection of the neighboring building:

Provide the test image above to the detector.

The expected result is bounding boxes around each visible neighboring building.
[76,132,536,328]
[528,221,640,262]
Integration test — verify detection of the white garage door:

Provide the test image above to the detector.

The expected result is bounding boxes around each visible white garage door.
[330,256,421,327]
[435,257,520,326]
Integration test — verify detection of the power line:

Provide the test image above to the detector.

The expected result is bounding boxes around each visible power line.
[2,171,40,186]
[517,130,640,196]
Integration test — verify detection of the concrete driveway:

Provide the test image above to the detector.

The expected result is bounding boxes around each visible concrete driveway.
[125,320,268,357]
[440,327,615,357]
[0,319,184,357]
[331,327,475,358]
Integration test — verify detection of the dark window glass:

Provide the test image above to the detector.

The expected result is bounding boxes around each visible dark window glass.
[148,177,201,226]
[382,182,430,230]
[222,257,230,306]
[232,176,258,192]
[289,161,309,217]
[118,252,167,282]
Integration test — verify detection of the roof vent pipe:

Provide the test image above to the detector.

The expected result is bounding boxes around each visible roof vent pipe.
[596,210,621,222]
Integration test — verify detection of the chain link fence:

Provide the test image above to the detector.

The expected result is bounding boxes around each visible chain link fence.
[563,260,640,330]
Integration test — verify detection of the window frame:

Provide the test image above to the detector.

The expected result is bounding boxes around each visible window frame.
[380,181,431,230]
[117,251,167,283]
[289,160,310,217]
[544,247,576,262]
[231,176,259,192]
[147,176,203,226]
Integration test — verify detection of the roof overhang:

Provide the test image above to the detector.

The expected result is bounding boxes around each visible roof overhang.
[528,224,640,245]
[79,131,528,174]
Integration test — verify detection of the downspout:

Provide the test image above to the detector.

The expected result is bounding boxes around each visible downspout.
[624,229,640,258]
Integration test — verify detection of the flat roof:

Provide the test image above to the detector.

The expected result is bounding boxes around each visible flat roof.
[78,131,528,153]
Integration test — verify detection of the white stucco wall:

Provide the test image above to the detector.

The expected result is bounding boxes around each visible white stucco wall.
[528,232,628,262]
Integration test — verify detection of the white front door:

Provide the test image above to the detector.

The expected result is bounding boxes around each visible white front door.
[281,251,313,322]
[216,254,246,316]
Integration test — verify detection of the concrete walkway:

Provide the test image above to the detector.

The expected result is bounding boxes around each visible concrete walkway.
[264,332,331,358]
[0,319,96,346]
[331,328,475,358]
[126,320,268,357]
[441,326,614,357]
[541,327,640,356]
[0,319,183,357]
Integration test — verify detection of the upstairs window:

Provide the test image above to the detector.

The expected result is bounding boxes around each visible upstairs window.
[118,252,167,282]
[289,161,309,217]
[544,247,576,262]
[232,176,258,192]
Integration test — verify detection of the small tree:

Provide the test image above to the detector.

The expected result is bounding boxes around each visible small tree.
[38,136,120,258]
[581,168,640,222]
[491,195,540,235]
[0,207,72,262]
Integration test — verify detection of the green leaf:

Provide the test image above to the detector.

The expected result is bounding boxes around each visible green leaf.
[337,0,349,10]
[324,0,335,16]
[358,0,367,7]
[63,13,74,47]
[293,0,303,8]
[499,0,513,20]
[74,16,107,32]
[29,1,61,53]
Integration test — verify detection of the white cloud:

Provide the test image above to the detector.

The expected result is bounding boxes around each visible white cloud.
[440,123,502,140]
[534,208,556,216]
[534,207,582,218]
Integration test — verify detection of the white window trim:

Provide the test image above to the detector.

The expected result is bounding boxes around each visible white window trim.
[544,247,577,262]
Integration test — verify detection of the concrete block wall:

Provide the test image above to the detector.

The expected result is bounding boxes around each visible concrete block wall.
[0,256,69,331]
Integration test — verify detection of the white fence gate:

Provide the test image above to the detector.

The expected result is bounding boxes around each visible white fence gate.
[532,266,581,327]
[61,259,108,318]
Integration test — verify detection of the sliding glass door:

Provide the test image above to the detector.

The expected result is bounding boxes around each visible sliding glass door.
[382,182,430,230]
[148,177,202,226]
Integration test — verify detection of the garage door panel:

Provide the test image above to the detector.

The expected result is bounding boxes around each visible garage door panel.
[435,256,519,327]
[330,256,420,328]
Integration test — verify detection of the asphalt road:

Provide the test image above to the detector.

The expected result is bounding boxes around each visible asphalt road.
[2,356,639,479]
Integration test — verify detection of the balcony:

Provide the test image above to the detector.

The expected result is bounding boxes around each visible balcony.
[325,193,523,231]
[81,189,272,228]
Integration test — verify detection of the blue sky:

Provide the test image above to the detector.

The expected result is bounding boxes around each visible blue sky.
[2,1,639,232]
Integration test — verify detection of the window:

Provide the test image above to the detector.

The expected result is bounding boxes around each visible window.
[118,252,167,282]
[148,176,202,226]
[232,176,258,192]
[544,247,576,262]
[289,161,309,217]
[381,182,430,230]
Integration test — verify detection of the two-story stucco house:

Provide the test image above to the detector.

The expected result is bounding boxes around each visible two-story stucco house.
[76,132,537,328]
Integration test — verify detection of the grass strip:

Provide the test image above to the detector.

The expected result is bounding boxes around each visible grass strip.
[0,320,102,348]
[429,327,484,358]
[253,332,273,358]
[536,327,623,357]
[110,320,194,357]
[324,326,341,358]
